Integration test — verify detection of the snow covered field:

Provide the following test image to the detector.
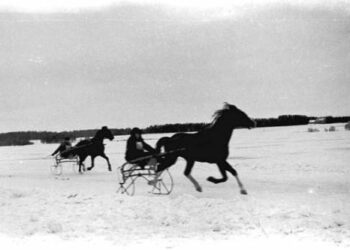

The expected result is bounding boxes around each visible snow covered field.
[0,123,349,249]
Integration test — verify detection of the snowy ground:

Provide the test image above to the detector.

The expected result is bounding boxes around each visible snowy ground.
[0,123,349,249]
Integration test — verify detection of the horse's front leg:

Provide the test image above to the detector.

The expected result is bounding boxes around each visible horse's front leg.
[78,160,83,173]
[87,156,95,171]
[207,161,228,184]
[100,153,112,171]
[184,160,202,192]
[223,161,247,195]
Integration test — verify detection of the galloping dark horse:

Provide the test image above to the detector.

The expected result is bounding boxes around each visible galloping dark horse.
[61,126,114,173]
[155,103,255,195]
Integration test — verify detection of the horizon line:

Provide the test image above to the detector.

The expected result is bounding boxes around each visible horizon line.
[2,114,349,134]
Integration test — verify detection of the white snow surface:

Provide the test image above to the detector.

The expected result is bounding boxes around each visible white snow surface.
[0,123,349,249]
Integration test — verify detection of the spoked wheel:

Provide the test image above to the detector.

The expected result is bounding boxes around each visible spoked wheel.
[50,163,63,176]
[118,176,136,196]
[117,163,137,196]
[151,169,174,195]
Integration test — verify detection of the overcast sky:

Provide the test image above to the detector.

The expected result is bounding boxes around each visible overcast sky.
[0,0,349,132]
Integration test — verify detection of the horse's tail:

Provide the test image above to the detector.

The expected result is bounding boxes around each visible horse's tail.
[60,141,91,158]
[156,137,171,154]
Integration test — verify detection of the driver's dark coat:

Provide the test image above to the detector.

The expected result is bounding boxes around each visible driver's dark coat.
[51,141,72,156]
[125,136,155,161]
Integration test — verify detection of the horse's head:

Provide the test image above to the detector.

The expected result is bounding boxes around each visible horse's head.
[213,103,256,129]
[101,126,114,141]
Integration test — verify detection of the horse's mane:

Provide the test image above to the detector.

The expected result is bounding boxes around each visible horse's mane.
[211,109,225,125]
[76,140,91,147]
[210,103,234,127]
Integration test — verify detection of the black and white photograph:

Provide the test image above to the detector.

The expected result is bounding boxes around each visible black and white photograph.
[0,0,349,249]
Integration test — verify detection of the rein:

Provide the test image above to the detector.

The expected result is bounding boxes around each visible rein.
[129,148,186,163]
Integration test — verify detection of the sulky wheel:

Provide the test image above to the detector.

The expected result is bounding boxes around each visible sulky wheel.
[151,169,174,195]
[119,176,136,196]
[117,164,136,196]
[50,163,63,176]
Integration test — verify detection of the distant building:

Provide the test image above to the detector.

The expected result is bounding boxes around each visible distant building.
[309,117,326,124]
[345,122,350,130]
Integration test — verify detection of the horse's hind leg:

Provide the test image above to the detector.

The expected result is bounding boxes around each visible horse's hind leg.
[184,160,202,192]
[155,136,171,153]
[156,155,177,172]
[223,161,247,195]
[100,153,112,171]
[207,162,228,184]
[150,155,178,186]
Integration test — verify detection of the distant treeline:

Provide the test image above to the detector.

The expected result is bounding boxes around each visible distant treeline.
[144,123,207,134]
[0,132,35,146]
[254,115,350,127]
[143,115,350,131]
[0,115,349,146]
[0,128,132,146]
[255,115,311,127]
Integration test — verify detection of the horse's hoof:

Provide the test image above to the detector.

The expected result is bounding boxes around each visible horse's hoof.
[207,177,219,184]
[108,168,112,172]
[240,189,248,195]
[207,177,214,183]
[86,167,91,171]
[196,186,203,192]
